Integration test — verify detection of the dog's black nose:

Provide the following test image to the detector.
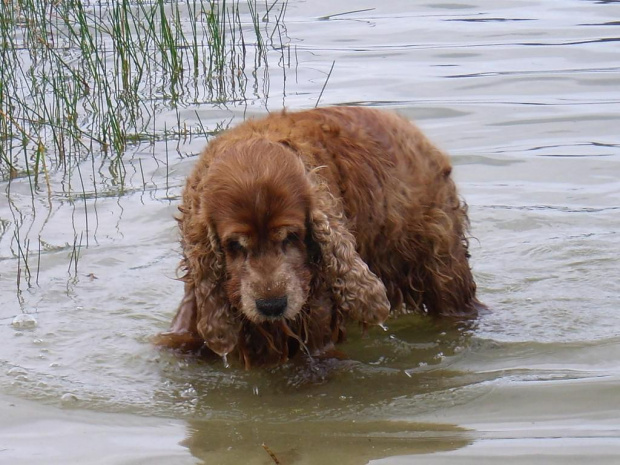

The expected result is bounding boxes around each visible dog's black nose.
[255,296,288,318]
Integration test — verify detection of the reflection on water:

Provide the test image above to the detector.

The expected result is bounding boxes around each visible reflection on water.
[183,419,471,464]
[1,0,620,463]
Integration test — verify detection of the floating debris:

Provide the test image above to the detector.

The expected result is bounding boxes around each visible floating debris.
[261,443,281,464]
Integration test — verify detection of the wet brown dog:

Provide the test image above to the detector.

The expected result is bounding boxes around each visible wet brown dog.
[156,107,482,367]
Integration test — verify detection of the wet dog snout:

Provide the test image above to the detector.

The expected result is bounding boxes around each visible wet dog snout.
[255,296,288,318]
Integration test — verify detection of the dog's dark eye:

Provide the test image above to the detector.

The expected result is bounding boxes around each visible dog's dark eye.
[225,240,245,256]
[283,232,299,247]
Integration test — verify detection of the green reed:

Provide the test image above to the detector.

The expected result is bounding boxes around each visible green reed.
[1,0,289,298]
[0,0,288,183]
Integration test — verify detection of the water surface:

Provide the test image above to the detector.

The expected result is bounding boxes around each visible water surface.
[1,0,619,463]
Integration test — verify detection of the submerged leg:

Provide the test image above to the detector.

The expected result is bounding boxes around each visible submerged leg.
[153,282,204,352]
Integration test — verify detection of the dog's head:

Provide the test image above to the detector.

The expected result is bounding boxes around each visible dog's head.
[205,139,314,324]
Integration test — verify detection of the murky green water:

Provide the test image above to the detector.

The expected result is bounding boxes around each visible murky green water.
[1,0,620,463]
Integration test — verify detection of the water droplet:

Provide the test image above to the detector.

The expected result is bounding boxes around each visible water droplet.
[252,386,259,396]
[60,393,78,404]
[222,353,230,368]
[180,386,197,398]
[12,314,37,329]
[7,367,27,376]
[379,323,388,332]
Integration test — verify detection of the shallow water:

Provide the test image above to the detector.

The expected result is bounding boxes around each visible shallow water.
[1,0,620,463]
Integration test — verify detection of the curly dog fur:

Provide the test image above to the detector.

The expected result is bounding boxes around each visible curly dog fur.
[156,107,482,367]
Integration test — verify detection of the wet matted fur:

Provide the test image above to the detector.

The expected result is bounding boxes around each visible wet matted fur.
[155,107,483,367]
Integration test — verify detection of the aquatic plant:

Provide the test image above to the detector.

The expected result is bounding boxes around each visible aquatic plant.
[0,0,290,298]
[0,0,289,183]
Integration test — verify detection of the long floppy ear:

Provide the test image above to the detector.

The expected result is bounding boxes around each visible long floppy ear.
[155,225,240,356]
[309,177,390,326]
[183,225,241,357]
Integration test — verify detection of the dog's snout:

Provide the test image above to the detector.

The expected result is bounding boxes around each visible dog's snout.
[255,296,288,318]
